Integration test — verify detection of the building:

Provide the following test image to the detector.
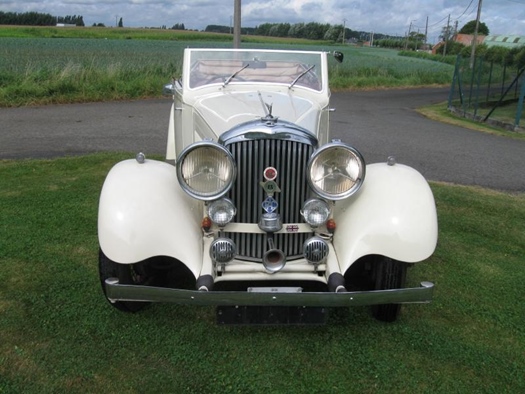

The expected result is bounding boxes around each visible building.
[484,35,525,48]
[432,33,525,54]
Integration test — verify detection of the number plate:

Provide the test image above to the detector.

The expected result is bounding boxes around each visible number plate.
[248,287,302,293]
[217,287,326,325]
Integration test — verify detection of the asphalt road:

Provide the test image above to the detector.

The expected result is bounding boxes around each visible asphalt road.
[1,88,524,192]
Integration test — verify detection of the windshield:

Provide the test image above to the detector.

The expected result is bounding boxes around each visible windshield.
[188,49,323,91]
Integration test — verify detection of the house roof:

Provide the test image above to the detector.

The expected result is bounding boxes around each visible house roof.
[484,35,525,48]
[454,33,485,46]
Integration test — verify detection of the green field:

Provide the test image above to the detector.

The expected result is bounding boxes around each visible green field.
[0,26,454,106]
[0,153,523,393]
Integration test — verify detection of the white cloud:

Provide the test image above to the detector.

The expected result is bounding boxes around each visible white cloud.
[2,0,525,37]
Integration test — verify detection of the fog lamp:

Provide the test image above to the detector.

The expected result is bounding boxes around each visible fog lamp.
[207,198,236,227]
[301,199,331,228]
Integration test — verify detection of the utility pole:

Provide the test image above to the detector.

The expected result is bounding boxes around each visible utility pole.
[405,21,413,50]
[424,16,428,50]
[342,19,347,45]
[443,14,450,56]
[470,0,483,69]
[233,0,241,48]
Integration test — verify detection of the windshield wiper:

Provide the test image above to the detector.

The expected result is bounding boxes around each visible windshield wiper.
[289,65,315,89]
[223,63,249,86]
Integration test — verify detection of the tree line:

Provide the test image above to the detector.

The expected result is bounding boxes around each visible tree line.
[0,11,84,26]
[205,22,398,43]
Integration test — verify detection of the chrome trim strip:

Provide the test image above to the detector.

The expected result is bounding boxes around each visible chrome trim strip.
[105,279,434,307]
[223,222,312,234]
[219,118,318,146]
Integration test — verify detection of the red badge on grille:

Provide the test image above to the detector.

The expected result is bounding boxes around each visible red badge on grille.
[263,167,277,181]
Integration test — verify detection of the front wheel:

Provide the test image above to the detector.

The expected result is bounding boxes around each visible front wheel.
[99,249,152,312]
[371,257,407,322]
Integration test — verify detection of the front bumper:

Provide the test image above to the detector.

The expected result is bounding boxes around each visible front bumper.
[105,278,434,307]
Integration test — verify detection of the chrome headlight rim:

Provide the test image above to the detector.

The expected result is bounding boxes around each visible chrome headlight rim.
[307,142,366,201]
[176,141,236,201]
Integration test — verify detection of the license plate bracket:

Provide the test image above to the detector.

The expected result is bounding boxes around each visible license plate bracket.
[216,287,327,325]
[216,305,327,325]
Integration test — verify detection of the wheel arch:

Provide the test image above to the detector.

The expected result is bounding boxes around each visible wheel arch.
[332,162,438,274]
[98,158,203,278]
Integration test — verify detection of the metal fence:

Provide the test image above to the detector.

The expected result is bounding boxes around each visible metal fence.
[448,55,525,130]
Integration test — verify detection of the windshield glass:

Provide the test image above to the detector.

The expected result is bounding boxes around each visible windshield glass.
[188,49,323,91]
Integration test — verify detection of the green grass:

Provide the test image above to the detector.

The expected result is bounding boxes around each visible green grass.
[0,26,454,107]
[1,153,524,393]
[0,25,330,44]
[330,47,453,90]
[418,101,525,140]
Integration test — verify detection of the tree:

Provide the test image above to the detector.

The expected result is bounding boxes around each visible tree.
[323,25,343,42]
[459,20,489,36]
[288,23,305,38]
[118,17,123,27]
[440,24,454,42]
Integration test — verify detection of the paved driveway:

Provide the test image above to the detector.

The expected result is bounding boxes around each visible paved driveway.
[1,88,524,192]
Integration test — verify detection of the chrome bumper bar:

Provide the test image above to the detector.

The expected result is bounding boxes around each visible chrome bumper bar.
[105,278,434,307]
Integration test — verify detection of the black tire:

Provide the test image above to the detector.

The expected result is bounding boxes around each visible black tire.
[98,249,151,313]
[371,257,407,322]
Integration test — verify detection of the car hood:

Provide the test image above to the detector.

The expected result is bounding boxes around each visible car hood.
[193,90,324,135]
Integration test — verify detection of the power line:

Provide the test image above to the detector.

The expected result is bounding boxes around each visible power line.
[414,0,476,33]
[457,0,476,20]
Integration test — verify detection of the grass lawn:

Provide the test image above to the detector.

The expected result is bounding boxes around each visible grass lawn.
[417,101,525,141]
[1,153,524,393]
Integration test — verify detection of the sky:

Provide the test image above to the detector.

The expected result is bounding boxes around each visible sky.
[2,0,525,43]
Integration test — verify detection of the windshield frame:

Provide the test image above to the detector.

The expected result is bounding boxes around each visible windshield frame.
[184,49,326,92]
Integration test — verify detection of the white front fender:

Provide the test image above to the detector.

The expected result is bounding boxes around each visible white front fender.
[98,159,202,278]
[333,162,438,274]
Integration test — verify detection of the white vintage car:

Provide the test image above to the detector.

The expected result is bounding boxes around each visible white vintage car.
[98,48,438,324]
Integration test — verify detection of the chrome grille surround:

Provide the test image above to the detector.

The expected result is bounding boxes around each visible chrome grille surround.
[220,119,317,262]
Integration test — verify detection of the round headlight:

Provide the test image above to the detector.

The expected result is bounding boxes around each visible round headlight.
[307,143,365,200]
[177,142,236,200]
[208,198,236,226]
[301,199,331,227]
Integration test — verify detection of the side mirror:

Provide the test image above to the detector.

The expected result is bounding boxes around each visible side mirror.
[163,83,175,96]
[333,51,344,63]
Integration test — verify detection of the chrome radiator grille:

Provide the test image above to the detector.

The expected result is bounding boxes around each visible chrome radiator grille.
[225,139,314,261]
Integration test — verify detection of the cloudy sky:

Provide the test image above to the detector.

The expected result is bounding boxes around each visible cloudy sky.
[3,0,525,42]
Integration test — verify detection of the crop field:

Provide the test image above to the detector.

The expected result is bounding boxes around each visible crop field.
[0,34,454,106]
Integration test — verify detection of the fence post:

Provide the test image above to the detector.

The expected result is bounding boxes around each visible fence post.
[474,57,483,117]
[484,68,525,121]
[486,61,493,102]
[514,73,525,128]
[448,55,462,108]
